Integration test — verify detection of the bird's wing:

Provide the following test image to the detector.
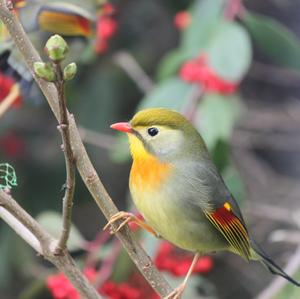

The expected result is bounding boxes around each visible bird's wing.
[203,203,251,260]
[180,159,251,260]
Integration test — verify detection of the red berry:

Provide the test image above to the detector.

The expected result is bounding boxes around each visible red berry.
[179,53,238,94]
[97,17,117,40]
[174,11,191,30]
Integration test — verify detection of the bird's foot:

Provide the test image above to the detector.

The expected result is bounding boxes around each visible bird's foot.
[103,211,159,238]
[103,211,134,234]
[164,283,186,299]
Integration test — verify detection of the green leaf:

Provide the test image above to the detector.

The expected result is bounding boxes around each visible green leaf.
[222,165,245,204]
[207,21,252,81]
[157,13,251,83]
[138,77,195,111]
[211,140,230,172]
[182,0,224,54]
[195,93,241,149]
[36,211,86,251]
[242,12,300,70]
[156,49,192,82]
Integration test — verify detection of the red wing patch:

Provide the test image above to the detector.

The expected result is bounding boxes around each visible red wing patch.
[204,203,251,260]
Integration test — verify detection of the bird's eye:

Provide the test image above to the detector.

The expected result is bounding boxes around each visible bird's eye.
[147,127,159,137]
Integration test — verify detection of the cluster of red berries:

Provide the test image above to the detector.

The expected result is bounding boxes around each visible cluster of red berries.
[154,241,213,276]
[180,54,238,94]
[95,3,118,54]
[0,71,22,107]
[47,267,159,299]
[46,238,213,299]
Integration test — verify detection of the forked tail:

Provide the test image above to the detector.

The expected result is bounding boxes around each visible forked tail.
[250,239,300,287]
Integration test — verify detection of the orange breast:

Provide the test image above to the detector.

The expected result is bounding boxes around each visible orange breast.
[128,134,172,192]
[130,155,172,191]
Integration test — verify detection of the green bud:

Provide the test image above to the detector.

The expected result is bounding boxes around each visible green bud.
[34,62,56,81]
[45,34,69,62]
[63,63,77,81]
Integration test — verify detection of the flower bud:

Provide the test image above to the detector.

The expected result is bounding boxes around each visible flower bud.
[34,62,56,81]
[44,35,69,62]
[63,63,77,81]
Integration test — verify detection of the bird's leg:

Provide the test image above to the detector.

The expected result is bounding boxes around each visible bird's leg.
[103,211,159,238]
[164,253,200,299]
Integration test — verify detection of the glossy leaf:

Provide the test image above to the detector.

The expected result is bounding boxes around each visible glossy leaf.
[195,93,241,149]
[222,165,245,205]
[207,21,252,81]
[242,12,300,70]
[182,0,224,53]
[156,49,192,82]
[138,77,195,111]
[36,211,86,251]
[157,0,224,81]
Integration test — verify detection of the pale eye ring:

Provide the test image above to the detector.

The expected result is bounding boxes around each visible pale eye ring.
[147,127,159,137]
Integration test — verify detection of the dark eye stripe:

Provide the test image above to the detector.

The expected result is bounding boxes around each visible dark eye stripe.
[147,127,159,137]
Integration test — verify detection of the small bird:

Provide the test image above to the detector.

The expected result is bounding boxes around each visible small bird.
[106,108,300,298]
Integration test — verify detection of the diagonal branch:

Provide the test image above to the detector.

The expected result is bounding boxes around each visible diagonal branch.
[0,190,102,299]
[0,1,173,297]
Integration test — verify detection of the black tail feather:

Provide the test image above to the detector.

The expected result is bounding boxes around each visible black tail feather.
[251,239,300,287]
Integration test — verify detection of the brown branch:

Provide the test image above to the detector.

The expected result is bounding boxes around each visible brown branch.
[182,85,203,121]
[53,62,76,255]
[249,61,300,87]
[0,1,173,297]
[0,190,102,299]
[113,51,154,93]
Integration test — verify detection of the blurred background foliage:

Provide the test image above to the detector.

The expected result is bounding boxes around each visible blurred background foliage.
[1,0,300,298]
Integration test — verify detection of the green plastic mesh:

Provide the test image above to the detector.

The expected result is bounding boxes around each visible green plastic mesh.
[0,163,17,189]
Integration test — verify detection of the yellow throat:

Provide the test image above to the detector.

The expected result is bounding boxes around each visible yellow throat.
[128,134,173,191]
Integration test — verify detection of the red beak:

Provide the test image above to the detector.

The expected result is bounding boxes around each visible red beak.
[110,122,133,133]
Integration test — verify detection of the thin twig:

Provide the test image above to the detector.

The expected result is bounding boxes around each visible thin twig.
[233,129,300,151]
[113,51,154,93]
[0,190,102,299]
[250,61,300,87]
[0,2,173,296]
[0,83,20,118]
[269,230,300,244]
[182,85,203,121]
[53,62,76,255]
[0,206,42,253]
